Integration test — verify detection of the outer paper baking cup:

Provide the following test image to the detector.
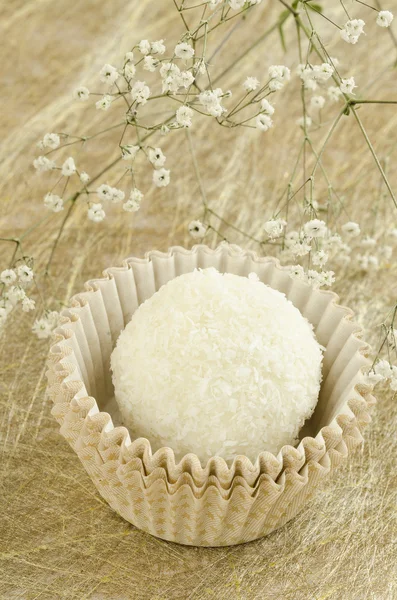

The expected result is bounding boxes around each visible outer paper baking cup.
[46,243,376,546]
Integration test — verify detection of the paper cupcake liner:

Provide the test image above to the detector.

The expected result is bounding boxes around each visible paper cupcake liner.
[46,243,375,545]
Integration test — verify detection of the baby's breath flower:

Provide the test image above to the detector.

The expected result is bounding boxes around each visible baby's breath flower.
[99,64,119,85]
[152,168,170,188]
[263,218,286,238]
[342,221,361,237]
[131,81,151,105]
[7,286,26,304]
[97,184,113,201]
[123,188,143,212]
[151,39,166,55]
[61,157,76,177]
[80,171,90,184]
[110,188,125,203]
[374,359,393,379]
[73,86,90,101]
[124,63,136,81]
[88,203,106,222]
[243,76,260,92]
[379,245,393,260]
[138,40,151,55]
[289,264,306,280]
[256,114,273,131]
[268,65,290,85]
[229,0,245,8]
[179,70,195,89]
[32,318,53,339]
[22,296,35,312]
[40,133,60,149]
[260,98,274,115]
[96,95,112,111]
[303,219,327,239]
[312,250,329,267]
[319,270,335,287]
[327,86,342,102]
[143,56,158,72]
[340,19,365,44]
[33,156,55,172]
[17,265,34,283]
[121,144,140,160]
[377,10,393,27]
[194,60,206,75]
[125,51,134,62]
[199,89,225,117]
[176,105,194,127]
[0,269,16,286]
[175,42,195,60]
[188,220,207,239]
[340,77,356,95]
[148,147,166,168]
[44,193,64,212]
[310,95,325,110]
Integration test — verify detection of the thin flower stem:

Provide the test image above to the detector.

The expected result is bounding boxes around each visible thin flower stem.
[350,105,397,209]
[45,192,78,274]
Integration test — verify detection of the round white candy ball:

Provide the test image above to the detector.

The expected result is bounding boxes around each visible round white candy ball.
[111,268,323,463]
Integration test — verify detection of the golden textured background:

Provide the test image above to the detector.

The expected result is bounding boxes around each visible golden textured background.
[1,1,397,598]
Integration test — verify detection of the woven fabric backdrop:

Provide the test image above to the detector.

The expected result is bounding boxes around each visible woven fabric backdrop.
[1,1,397,599]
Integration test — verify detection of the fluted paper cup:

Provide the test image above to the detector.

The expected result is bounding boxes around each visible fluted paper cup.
[46,243,375,546]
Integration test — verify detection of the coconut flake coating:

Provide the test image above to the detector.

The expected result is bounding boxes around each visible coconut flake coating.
[111,268,323,464]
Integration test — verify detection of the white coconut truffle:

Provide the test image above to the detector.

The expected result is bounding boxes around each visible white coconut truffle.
[111,268,323,464]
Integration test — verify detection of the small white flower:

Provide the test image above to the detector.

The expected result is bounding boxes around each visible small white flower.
[151,39,166,55]
[138,40,151,55]
[229,0,245,8]
[152,168,170,188]
[377,10,393,27]
[243,76,260,92]
[32,318,53,339]
[148,147,166,168]
[175,42,195,60]
[176,105,194,127]
[340,19,365,44]
[194,60,206,75]
[312,250,329,267]
[374,359,393,379]
[33,156,55,172]
[96,95,112,110]
[310,95,325,110]
[96,184,113,201]
[303,219,327,239]
[379,245,393,260]
[80,171,90,184]
[143,56,158,72]
[188,220,207,239]
[263,218,286,238]
[61,157,76,177]
[342,221,361,237]
[340,77,356,95]
[131,81,150,105]
[123,188,143,212]
[125,51,134,62]
[289,265,306,280]
[319,270,335,287]
[44,193,64,212]
[99,63,119,85]
[268,65,290,84]
[121,145,140,160]
[179,70,195,89]
[88,203,106,222]
[7,286,26,304]
[17,265,34,283]
[124,63,136,81]
[110,188,125,203]
[73,86,90,101]
[256,114,273,131]
[41,133,60,149]
[296,115,312,128]
[22,296,35,312]
[198,89,225,117]
[327,86,342,102]
[260,98,275,115]
[0,269,16,286]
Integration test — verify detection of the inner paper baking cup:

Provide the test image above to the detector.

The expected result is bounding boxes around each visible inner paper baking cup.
[46,243,376,546]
